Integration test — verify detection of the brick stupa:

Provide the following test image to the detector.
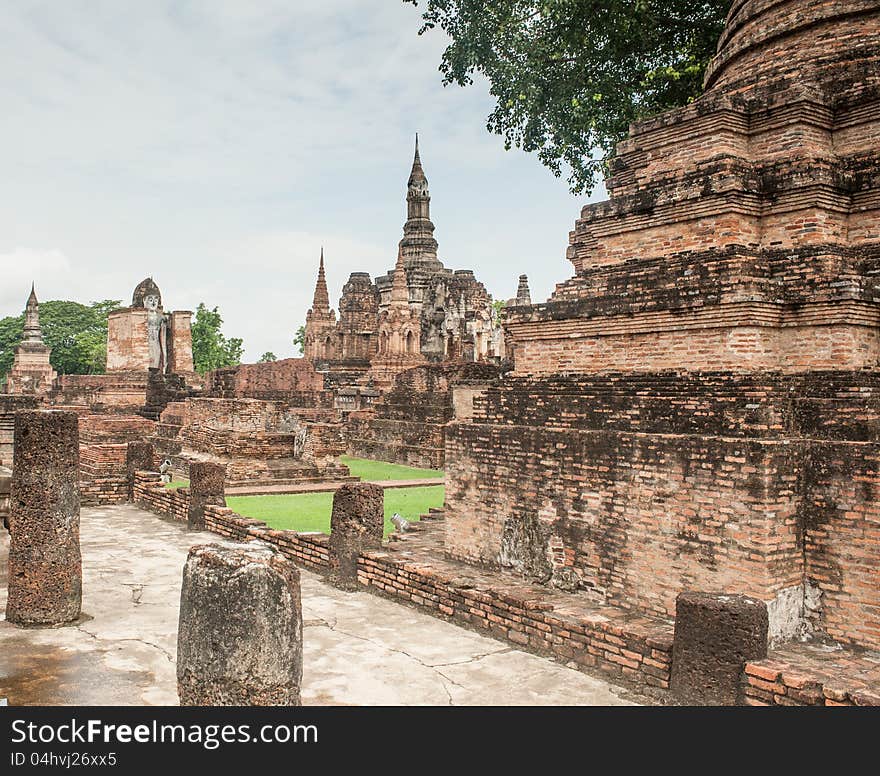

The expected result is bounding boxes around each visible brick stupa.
[445,0,880,651]
[5,285,57,396]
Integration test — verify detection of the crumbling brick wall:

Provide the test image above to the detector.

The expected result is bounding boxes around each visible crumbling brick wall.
[78,414,157,505]
[346,362,501,469]
[444,371,880,650]
[206,358,332,407]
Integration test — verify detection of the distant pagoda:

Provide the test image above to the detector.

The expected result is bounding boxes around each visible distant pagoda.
[5,284,57,395]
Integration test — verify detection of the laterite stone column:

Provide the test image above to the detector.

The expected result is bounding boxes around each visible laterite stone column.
[187,461,226,530]
[125,441,154,500]
[6,410,82,625]
[670,591,769,705]
[328,482,384,590]
[177,543,303,706]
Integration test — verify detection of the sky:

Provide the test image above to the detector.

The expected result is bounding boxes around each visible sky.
[0,1,604,361]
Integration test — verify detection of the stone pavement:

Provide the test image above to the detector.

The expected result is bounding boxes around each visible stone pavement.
[0,504,636,706]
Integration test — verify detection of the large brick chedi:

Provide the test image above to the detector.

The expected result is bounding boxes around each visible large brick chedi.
[6,410,82,625]
[445,0,880,651]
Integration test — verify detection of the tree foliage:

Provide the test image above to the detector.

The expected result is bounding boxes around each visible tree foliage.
[191,303,244,374]
[258,352,277,362]
[293,325,306,356]
[0,299,121,378]
[406,0,729,193]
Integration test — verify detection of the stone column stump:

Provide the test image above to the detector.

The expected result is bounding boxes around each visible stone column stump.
[328,482,384,591]
[125,441,155,500]
[6,410,82,626]
[187,461,226,530]
[670,591,769,705]
[177,543,303,706]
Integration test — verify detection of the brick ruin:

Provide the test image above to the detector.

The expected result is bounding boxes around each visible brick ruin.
[303,138,508,399]
[106,278,194,376]
[207,357,330,405]
[5,0,880,707]
[346,361,502,469]
[3,285,57,396]
[153,397,352,493]
[445,0,880,656]
[46,277,197,416]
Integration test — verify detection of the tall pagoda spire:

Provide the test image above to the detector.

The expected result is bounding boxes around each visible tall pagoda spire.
[515,274,532,307]
[311,247,330,312]
[400,133,441,270]
[4,282,57,395]
[22,282,43,344]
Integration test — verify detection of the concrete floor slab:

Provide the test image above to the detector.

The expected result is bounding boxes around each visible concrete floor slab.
[0,504,635,706]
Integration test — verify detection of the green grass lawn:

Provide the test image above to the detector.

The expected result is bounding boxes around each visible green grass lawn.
[227,484,444,536]
[165,457,442,490]
[340,455,444,482]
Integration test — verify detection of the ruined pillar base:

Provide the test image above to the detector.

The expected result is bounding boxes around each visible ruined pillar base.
[187,461,226,530]
[328,482,384,591]
[177,543,302,706]
[670,591,769,705]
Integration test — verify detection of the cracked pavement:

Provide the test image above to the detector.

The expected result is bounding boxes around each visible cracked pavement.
[0,504,635,706]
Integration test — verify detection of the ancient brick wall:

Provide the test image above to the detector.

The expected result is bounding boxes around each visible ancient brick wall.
[48,372,151,413]
[205,358,332,407]
[151,397,350,488]
[507,245,880,377]
[106,310,152,372]
[346,362,501,469]
[134,471,191,521]
[449,0,880,666]
[167,311,194,373]
[742,652,880,706]
[444,371,880,650]
[78,414,157,505]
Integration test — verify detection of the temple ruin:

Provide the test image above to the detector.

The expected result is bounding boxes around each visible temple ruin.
[3,0,880,708]
[446,0,880,653]
[303,138,506,396]
[4,285,57,396]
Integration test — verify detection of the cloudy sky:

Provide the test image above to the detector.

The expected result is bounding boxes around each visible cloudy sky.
[0,1,602,361]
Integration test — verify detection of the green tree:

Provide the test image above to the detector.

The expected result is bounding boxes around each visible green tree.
[191,303,244,374]
[405,0,729,193]
[0,299,121,378]
[258,351,278,362]
[293,325,306,356]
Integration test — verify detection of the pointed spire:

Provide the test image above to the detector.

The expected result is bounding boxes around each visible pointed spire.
[391,244,410,306]
[311,247,330,312]
[516,274,532,306]
[22,282,43,343]
[408,132,427,187]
